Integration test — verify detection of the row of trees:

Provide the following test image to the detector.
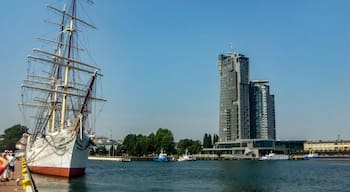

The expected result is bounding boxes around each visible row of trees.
[116,130,217,156]
[120,128,178,156]
[203,133,219,148]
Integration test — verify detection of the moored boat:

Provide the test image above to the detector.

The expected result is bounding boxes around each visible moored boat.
[259,152,290,160]
[177,155,196,162]
[153,149,169,162]
[178,149,196,161]
[20,0,105,178]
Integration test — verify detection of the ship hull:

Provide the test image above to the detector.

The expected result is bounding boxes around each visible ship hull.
[26,130,90,178]
[28,166,85,177]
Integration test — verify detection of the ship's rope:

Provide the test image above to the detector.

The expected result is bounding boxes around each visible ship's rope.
[26,130,77,163]
[26,129,91,163]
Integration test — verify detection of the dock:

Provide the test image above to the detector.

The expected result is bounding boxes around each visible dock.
[0,157,37,192]
[0,160,24,191]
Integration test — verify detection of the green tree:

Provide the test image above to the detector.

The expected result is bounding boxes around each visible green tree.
[213,134,219,144]
[177,139,202,154]
[177,139,193,154]
[203,133,213,148]
[155,128,176,155]
[147,133,156,155]
[187,140,202,154]
[135,134,149,156]
[121,134,137,156]
[0,124,27,151]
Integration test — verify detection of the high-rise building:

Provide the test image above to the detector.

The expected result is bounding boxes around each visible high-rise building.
[203,51,279,157]
[218,53,250,142]
[249,80,276,140]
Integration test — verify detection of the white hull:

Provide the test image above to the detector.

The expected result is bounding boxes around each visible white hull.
[178,155,196,161]
[26,130,90,177]
[259,153,290,160]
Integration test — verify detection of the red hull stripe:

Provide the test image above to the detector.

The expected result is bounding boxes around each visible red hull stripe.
[29,166,85,177]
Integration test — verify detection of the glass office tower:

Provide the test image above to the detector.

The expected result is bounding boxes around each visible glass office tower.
[218,53,250,142]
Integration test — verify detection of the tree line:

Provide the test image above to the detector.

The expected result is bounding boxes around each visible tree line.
[93,128,219,156]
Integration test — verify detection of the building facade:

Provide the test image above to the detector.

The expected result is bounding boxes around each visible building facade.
[304,140,350,152]
[249,80,276,140]
[213,51,277,157]
[218,53,250,142]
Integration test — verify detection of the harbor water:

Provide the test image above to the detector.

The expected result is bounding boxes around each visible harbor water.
[33,160,350,192]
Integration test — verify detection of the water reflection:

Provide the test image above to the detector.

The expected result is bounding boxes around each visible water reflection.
[32,174,87,192]
[218,161,275,192]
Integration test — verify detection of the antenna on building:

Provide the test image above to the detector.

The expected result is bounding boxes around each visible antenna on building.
[109,129,112,140]
[229,42,234,53]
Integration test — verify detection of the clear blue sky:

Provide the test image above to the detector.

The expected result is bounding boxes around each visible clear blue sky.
[0,0,349,141]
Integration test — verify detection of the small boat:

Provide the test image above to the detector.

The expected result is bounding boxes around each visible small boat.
[178,149,196,161]
[303,152,319,160]
[259,152,290,160]
[153,149,169,162]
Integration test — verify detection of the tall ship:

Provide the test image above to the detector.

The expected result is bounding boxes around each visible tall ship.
[19,0,105,177]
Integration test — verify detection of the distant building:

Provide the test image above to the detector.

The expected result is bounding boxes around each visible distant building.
[217,52,276,142]
[209,51,277,157]
[249,80,276,140]
[218,53,250,142]
[93,137,121,154]
[304,140,350,152]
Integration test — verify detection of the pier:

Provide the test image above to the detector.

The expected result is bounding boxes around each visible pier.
[0,160,24,191]
[0,157,37,192]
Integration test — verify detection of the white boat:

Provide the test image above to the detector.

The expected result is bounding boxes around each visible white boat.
[20,0,105,177]
[178,149,196,161]
[177,155,196,162]
[259,153,290,160]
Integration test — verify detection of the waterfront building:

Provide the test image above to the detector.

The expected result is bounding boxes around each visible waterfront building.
[205,139,275,158]
[210,51,278,157]
[249,80,276,140]
[304,140,350,152]
[275,140,305,154]
[92,137,121,155]
[218,53,250,142]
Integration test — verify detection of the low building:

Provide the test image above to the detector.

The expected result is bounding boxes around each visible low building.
[202,139,306,159]
[304,140,350,152]
[203,139,275,158]
[92,137,122,155]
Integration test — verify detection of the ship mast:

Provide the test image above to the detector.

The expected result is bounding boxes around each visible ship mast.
[21,0,105,140]
[60,0,76,130]
[49,4,66,133]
